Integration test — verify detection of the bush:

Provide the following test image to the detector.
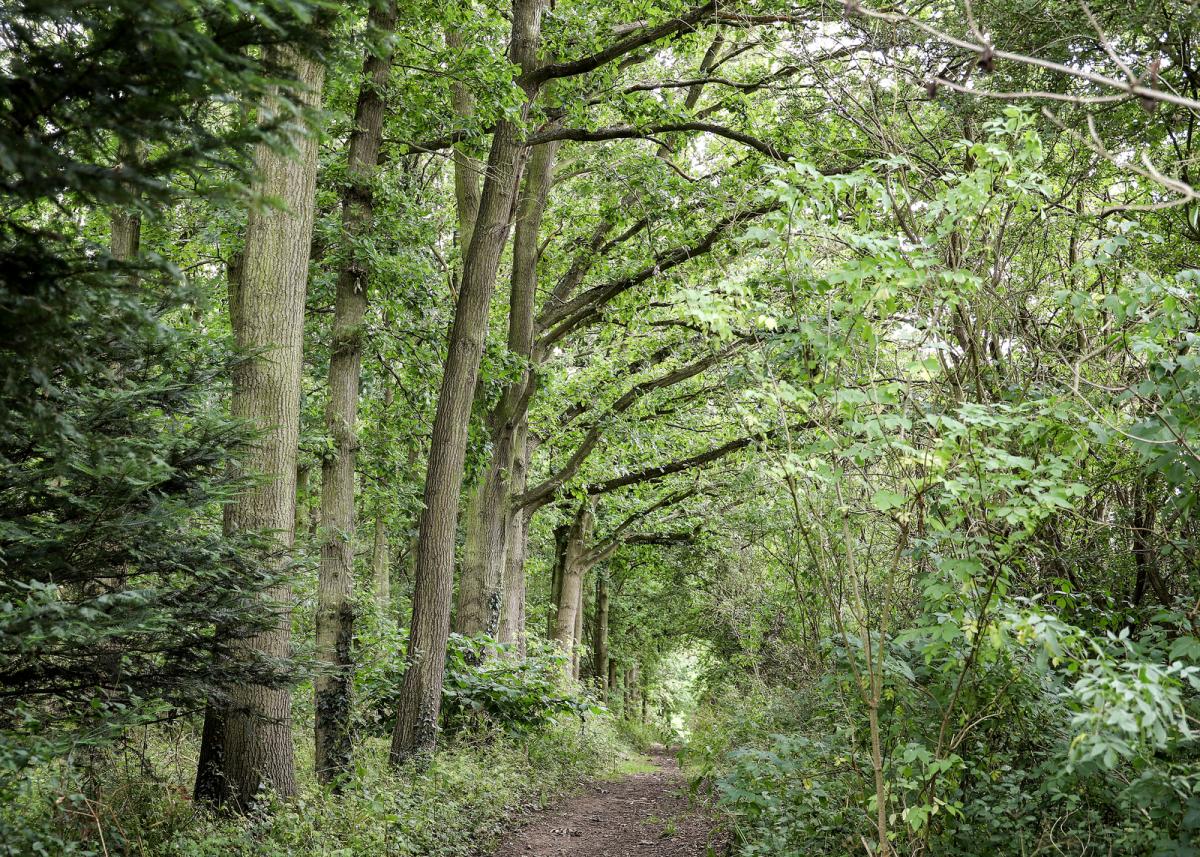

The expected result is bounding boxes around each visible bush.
[354,608,601,738]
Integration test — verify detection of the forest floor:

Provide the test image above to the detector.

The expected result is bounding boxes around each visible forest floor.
[488,747,723,857]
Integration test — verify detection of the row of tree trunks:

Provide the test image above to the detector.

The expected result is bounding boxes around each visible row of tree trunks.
[454,40,735,664]
[314,0,398,786]
[455,136,560,641]
[194,41,326,811]
[389,0,550,764]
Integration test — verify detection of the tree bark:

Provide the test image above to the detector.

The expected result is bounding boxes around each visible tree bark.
[456,136,559,640]
[371,511,391,609]
[552,504,592,676]
[315,0,396,786]
[196,42,325,811]
[110,138,141,263]
[572,573,586,679]
[497,422,531,652]
[389,0,549,764]
[593,573,609,691]
[454,451,510,637]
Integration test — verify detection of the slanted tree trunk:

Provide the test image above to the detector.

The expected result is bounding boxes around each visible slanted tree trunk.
[390,0,549,764]
[195,42,325,811]
[593,574,609,691]
[315,0,397,786]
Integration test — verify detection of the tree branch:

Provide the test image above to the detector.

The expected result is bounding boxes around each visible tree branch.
[518,345,738,510]
[537,201,779,346]
[524,2,718,86]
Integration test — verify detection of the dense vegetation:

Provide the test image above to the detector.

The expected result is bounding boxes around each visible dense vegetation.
[2,0,1200,855]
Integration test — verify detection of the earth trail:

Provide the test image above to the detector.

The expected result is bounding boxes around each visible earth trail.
[488,748,723,857]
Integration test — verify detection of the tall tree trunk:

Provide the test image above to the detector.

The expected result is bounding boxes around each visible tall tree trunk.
[552,504,591,675]
[548,522,567,640]
[390,0,548,764]
[195,43,325,811]
[593,573,609,691]
[110,138,141,263]
[445,27,482,253]
[497,422,531,651]
[607,657,618,704]
[456,137,558,639]
[624,664,638,719]
[454,451,510,637]
[371,511,391,609]
[315,0,397,786]
[572,573,585,679]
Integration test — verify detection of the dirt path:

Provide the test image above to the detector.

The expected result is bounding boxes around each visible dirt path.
[489,748,722,857]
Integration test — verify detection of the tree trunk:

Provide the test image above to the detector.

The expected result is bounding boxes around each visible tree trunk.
[593,574,609,691]
[607,658,618,704]
[572,571,586,679]
[552,505,592,675]
[315,1,396,786]
[454,450,510,637]
[195,42,325,811]
[110,138,141,263]
[547,522,567,640]
[497,422,531,652]
[389,0,548,764]
[372,511,391,609]
[624,664,638,719]
[457,136,558,640]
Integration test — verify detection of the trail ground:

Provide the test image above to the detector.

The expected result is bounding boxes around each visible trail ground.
[488,748,722,857]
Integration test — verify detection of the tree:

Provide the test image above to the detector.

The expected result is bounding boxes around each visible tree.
[0,0,320,827]
[314,0,399,787]
[195,40,327,811]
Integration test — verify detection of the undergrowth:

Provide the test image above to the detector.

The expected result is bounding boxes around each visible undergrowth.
[3,716,625,857]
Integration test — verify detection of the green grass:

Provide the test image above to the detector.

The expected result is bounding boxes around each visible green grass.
[603,750,658,779]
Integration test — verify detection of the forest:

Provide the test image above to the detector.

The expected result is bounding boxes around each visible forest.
[3,0,1200,854]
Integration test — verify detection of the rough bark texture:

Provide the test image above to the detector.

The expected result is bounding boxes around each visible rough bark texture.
[196,43,325,811]
[389,0,549,764]
[315,1,396,785]
[110,140,141,262]
[572,573,585,679]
